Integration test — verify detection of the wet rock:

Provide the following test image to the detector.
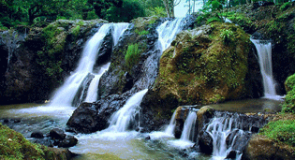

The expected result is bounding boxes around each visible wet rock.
[198,130,213,154]
[44,147,77,160]
[243,134,295,160]
[226,150,237,159]
[49,128,66,140]
[71,73,95,107]
[31,138,54,147]
[31,131,44,139]
[145,136,151,140]
[58,135,78,148]
[197,106,215,132]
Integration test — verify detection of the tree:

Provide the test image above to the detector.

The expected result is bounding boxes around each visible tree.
[162,0,181,18]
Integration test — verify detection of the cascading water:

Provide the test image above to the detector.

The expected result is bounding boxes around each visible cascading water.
[108,18,185,133]
[250,38,283,100]
[204,112,266,160]
[84,62,110,102]
[107,89,148,132]
[164,110,177,136]
[180,111,197,141]
[49,23,129,107]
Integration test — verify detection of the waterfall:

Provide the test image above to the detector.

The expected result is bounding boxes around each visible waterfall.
[107,89,148,132]
[180,111,197,141]
[49,23,129,107]
[164,110,177,136]
[157,18,184,52]
[250,38,283,100]
[84,62,110,102]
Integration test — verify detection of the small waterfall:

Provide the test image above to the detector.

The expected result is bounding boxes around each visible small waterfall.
[180,111,197,141]
[204,112,266,160]
[250,38,283,100]
[157,18,184,52]
[49,23,129,107]
[107,89,148,132]
[84,62,110,102]
[164,110,177,136]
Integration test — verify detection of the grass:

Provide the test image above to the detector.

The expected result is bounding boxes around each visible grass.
[206,17,221,24]
[259,120,295,147]
[135,29,149,36]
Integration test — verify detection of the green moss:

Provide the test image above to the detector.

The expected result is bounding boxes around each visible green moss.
[0,123,45,160]
[260,120,295,147]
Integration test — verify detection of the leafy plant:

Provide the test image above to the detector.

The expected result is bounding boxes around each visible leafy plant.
[280,2,292,11]
[220,29,235,44]
[135,29,149,36]
[72,25,81,37]
[206,17,221,24]
[125,43,141,69]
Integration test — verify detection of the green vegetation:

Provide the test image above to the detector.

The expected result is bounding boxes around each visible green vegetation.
[282,74,295,113]
[125,43,141,69]
[220,29,235,44]
[135,29,149,36]
[280,2,292,11]
[260,120,295,147]
[206,17,222,24]
[0,123,45,159]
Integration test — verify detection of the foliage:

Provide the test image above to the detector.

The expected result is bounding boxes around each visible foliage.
[72,25,81,38]
[206,17,222,24]
[282,74,295,114]
[135,29,149,36]
[147,6,167,17]
[0,123,45,159]
[220,29,235,44]
[125,43,141,69]
[260,120,295,147]
[280,2,292,11]
[105,0,146,22]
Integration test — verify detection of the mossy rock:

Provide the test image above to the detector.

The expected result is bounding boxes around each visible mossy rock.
[153,22,250,108]
[0,123,71,160]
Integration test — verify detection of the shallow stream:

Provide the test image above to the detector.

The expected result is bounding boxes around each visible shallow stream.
[0,98,282,160]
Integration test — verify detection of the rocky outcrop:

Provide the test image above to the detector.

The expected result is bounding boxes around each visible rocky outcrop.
[243,134,295,160]
[140,23,252,131]
[225,3,295,95]
[0,19,107,104]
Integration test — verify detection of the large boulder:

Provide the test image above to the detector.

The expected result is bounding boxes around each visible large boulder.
[243,134,295,160]
[140,23,251,131]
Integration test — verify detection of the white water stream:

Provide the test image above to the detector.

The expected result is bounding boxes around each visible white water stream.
[250,38,283,100]
[180,112,197,141]
[49,23,129,107]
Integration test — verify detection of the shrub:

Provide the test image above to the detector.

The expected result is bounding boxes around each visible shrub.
[282,88,295,114]
[260,120,295,147]
[206,17,221,24]
[220,29,235,44]
[280,2,292,11]
[285,74,295,92]
[148,7,167,18]
[125,43,141,69]
[72,25,81,37]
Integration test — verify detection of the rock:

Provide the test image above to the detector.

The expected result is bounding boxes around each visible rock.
[49,128,66,140]
[44,147,77,160]
[252,1,274,9]
[198,130,213,154]
[197,106,215,132]
[226,150,237,159]
[243,134,295,160]
[31,131,44,139]
[58,135,78,148]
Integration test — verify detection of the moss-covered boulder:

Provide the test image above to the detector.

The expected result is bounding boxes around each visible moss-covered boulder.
[283,74,295,113]
[0,123,73,160]
[243,134,295,160]
[140,23,251,130]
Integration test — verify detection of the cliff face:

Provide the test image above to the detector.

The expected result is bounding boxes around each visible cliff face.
[0,19,106,104]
